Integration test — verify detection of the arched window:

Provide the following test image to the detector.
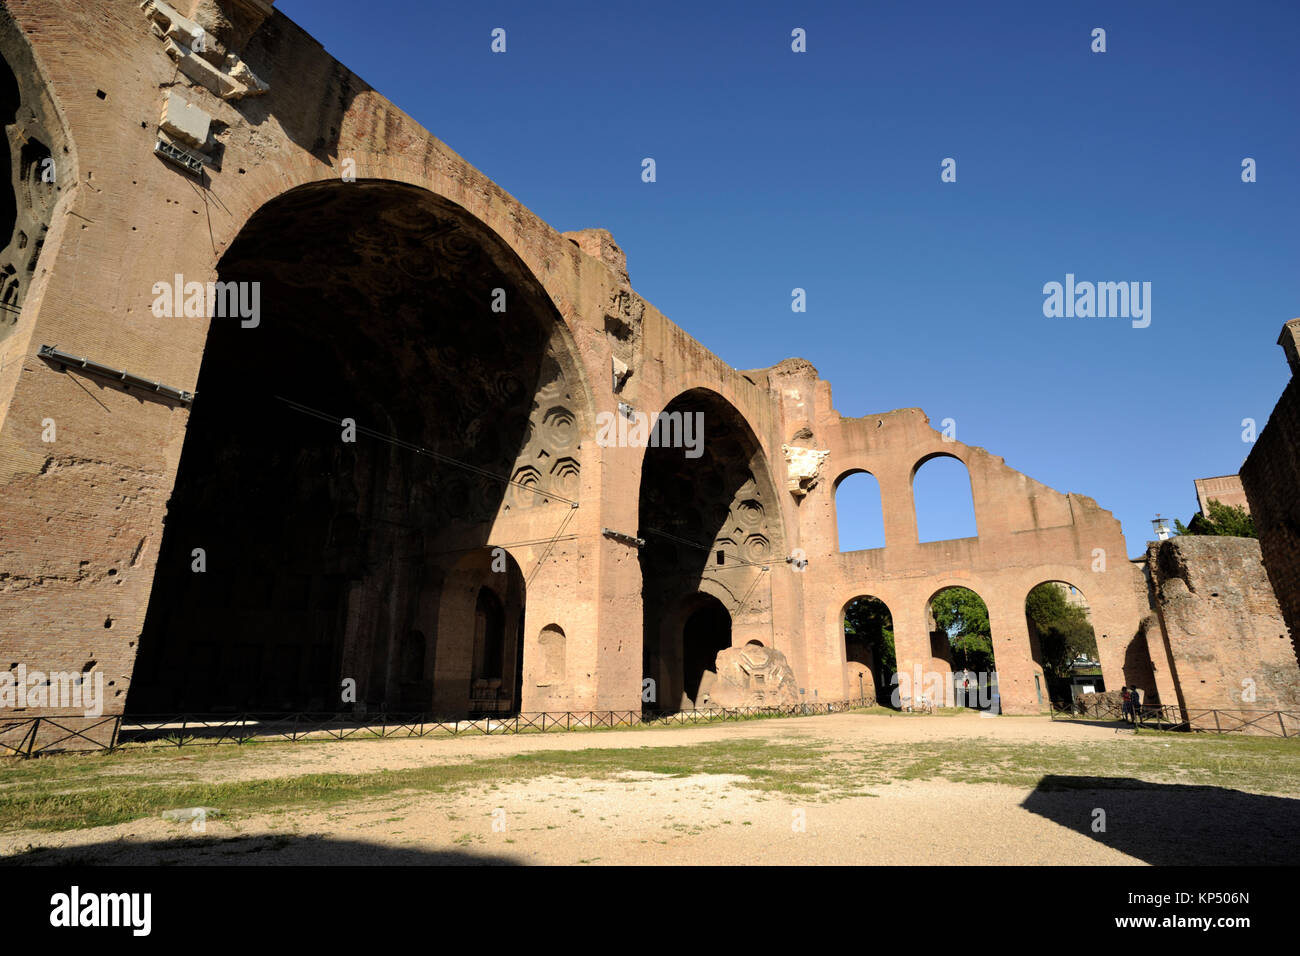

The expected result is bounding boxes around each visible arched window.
[835,471,886,551]
[913,455,977,542]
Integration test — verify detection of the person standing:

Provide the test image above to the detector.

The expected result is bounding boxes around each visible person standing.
[1120,686,1132,723]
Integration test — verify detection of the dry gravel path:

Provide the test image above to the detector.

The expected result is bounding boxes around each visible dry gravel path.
[5,712,1297,865]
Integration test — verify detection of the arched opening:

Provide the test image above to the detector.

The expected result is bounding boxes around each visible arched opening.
[681,594,732,710]
[0,51,18,246]
[926,585,997,711]
[536,624,566,686]
[468,582,525,718]
[834,470,886,551]
[637,389,784,713]
[0,24,60,342]
[438,546,526,719]
[1025,581,1100,710]
[912,454,978,543]
[842,595,894,705]
[128,181,584,718]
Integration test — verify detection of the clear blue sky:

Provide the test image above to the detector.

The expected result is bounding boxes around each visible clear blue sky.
[279,0,1300,558]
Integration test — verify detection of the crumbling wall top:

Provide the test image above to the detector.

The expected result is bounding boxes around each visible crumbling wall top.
[562,228,628,286]
[1277,317,1300,377]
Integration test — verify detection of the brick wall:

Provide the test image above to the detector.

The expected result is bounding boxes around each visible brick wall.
[1241,321,1300,671]
[1146,536,1300,731]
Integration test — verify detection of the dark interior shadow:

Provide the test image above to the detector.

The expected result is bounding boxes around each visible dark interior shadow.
[1021,774,1300,865]
[128,179,581,718]
[2,834,523,866]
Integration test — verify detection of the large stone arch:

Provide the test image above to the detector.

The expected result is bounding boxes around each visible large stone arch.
[838,592,895,704]
[1012,563,1145,701]
[211,147,599,345]
[923,582,991,663]
[127,178,593,717]
[1022,578,1100,707]
[637,386,787,712]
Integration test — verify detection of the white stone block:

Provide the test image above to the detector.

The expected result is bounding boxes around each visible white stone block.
[159,91,211,150]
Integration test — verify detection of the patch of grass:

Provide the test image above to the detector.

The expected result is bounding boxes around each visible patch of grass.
[0,739,830,834]
[0,741,270,793]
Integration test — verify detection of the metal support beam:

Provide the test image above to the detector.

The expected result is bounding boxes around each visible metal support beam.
[602,527,644,548]
[38,344,197,405]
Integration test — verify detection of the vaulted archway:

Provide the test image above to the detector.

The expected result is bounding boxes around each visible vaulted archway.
[842,594,894,704]
[637,388,785,713]
[128,180,586,717]
[925,585,997,711]
[1025,580,1100,709]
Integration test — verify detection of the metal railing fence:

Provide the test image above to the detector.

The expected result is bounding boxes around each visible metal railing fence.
[1050,701,1299,737]
[1,698,877,758]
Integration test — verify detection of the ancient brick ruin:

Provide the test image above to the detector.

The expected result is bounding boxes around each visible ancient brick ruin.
[1242,319,1300,671]
[0,1,1296,734]
[1143,536,1300,725]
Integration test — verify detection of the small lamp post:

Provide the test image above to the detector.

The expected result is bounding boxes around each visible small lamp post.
[1151,514,1172,541]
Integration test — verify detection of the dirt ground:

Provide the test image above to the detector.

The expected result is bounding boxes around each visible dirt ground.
[5,712,1298,865]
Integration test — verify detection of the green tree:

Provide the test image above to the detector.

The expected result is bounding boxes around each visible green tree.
[931,587,993,672]
[1025,582,1098,678]
[1174,500,1256,538]
[844,597,895,700]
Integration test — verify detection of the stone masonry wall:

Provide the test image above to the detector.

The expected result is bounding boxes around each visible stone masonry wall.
[1146,536,1300,732]
[1241,320,1300,672]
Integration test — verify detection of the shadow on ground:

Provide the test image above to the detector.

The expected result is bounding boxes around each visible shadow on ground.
[1043,718,1136,731]
[1,834,522,866]
[1022,775,1300,865]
